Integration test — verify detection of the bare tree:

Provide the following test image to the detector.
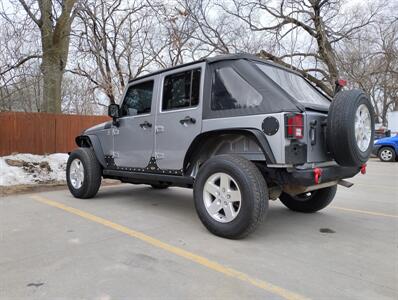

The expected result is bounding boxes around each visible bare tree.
[178,0,268,60]
[1,0,79,112]
[218,0,381,96]
[145,2,196,67]
[0,3,42,111]
[338,13,397,125]
[1,0,395,119]
[61,73,100,114]
[0,72,43,112]
[70,0,152,104]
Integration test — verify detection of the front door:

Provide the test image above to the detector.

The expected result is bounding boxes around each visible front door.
[155,64,205,171]
[113,77,157,168]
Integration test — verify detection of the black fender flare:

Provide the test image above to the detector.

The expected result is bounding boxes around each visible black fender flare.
[75,134,106,167]
[183,128,276,172]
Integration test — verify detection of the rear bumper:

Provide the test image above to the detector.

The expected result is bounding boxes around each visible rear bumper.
[284,165,361,186]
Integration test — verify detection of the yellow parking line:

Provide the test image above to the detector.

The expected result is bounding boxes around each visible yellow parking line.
[30,195,308,300]
[332,206,398,218]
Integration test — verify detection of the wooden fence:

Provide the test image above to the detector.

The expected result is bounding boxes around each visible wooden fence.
[0,112,110,156]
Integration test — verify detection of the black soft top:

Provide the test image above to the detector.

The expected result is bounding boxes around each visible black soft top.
[129,54,331,116]
[129,53,302,83]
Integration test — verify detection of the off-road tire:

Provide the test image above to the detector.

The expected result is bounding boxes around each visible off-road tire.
[150,183,170,189]
[327,89,374,167]
[279,185,337,213]
[378,147,396,162]
[193,155,268,239]
[66,148,102,199]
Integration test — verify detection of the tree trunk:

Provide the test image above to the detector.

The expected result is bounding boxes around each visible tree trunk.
[38,1,74,114]
[41,53,63,113]
[18,0,76,113]
[312,4,339,90]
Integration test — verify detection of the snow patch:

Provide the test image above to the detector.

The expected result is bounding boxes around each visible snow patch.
[0,153,69,186]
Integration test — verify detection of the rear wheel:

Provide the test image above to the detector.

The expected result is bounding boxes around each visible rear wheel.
[279,185,337,213]
[67,148,102,199]
[378,147,395,162]
[193,155,268,239]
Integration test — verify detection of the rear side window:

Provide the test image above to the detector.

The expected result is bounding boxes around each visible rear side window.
[256,63,330,106]
[162,69,201,111]
[121,81,154,116]
[211,67,262,111]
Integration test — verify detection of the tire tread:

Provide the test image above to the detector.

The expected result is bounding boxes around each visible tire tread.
[327,90,374,166]
[194,154,268,239]
[67,148,102,199]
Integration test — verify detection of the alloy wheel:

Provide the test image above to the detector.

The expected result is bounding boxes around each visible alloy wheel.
[203,172,242,223]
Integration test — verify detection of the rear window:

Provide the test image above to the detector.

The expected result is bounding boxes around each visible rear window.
[256,63,330,106]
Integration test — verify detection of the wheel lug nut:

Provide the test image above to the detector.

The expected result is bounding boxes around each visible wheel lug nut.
[226,194,230,199]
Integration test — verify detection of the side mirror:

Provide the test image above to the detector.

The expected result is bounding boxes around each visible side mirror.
[108,103,120,126]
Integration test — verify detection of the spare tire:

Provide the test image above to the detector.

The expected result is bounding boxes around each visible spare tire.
[326,89,374,167]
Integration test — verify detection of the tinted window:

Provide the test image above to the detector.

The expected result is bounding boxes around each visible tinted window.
[162,69,201,111]
[121,81,154,116]
[256,63,330,106]
[211,67,262,111]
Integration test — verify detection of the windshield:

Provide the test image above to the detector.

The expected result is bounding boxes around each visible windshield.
[256,63,330,107]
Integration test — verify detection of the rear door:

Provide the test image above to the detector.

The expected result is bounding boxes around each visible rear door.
[304,111,331,163]
[154,63,205,171]
[113,77,157,168]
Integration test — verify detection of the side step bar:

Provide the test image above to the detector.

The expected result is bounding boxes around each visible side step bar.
[103,169,194,188]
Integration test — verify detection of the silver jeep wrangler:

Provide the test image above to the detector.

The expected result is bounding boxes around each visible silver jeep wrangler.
[67,54,374,239]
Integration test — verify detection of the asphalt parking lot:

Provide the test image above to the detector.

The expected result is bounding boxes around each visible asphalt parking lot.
[1,159,397,300]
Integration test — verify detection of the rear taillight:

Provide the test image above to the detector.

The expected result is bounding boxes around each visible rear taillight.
[285,113,304,139]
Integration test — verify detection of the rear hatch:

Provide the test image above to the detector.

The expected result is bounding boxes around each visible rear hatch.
[255,62,333,164]
[304,111,332,163]
[284,111,332,165]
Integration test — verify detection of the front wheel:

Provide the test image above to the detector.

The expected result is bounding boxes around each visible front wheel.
[66,148,102,199]
[279,185,337,213]
[193,155,268,239]
[378,147,396,162]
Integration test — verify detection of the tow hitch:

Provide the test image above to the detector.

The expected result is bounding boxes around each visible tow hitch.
[338,179,354,188]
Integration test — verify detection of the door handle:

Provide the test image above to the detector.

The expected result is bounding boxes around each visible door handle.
[139,121,152,129]
[179,116,196,125]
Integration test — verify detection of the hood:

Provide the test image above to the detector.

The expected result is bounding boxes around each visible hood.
[84,121,111,134]
[375,135,397,144]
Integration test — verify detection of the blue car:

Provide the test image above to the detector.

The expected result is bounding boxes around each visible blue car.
[373,135,398,162]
